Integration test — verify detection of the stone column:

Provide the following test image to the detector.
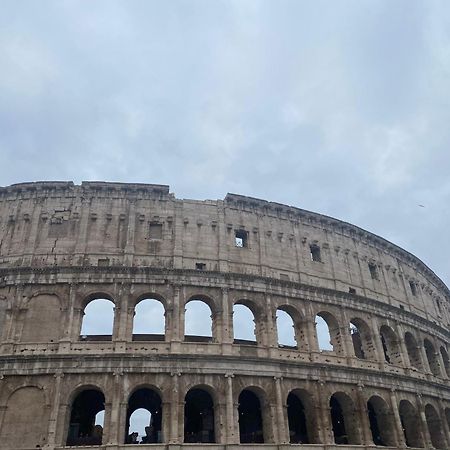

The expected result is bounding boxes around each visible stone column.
[106,371,123,445]
[225,373,237,444]
[389,389,406,448]
[370,316,385,367]
[123,200,136,266]
[395,322,410,369]
[416,394,432,448]
[46,371,64,447]
[221,288,233,355]
[438,399,450,447]
[357,384,374,445]
[265,294,278,353]
[274,377,289,443]
[315,380,333,444]
[161,401,171,443]
[169,372,181,443]
[170,285,182,353]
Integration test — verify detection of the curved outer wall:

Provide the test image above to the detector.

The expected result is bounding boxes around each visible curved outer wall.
[0,181,448,449]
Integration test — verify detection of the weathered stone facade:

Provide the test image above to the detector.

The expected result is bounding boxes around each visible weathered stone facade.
[0,181,448,450]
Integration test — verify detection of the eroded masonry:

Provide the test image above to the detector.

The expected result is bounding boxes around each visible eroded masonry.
[0,181,449,450]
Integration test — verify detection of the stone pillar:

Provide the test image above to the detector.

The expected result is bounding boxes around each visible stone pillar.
[225,373,237,444]
[169,372,181,443]
[115,283,131,342]
[357,384,374,445]
[74,198,90,263]
[123,200,136,266]
[161,401,171,443]
[395,322,410,369]
[416,394,433,448]
[22,201,42,265]
[439,399,450,447]
[106,371,123,445]
[315,380,333,444]
[305,316,318,353]
[221,288,233,355]
[370,316,385,367]
[170,285,182,353]
[389,389,406,448]
[339,308,354,359]
[265,294,278,351]
[46,371,64,447]
[274,377,289,443]
[420,342,432,375]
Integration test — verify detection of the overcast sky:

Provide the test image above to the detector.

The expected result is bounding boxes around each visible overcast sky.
[1,0,450,290]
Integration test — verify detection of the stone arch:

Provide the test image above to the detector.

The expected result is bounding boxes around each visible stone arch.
[233,303,257,343]
[276,305,303,349]
[398,399,424,448]
[349,317,375,360]
[20,293,62,343]
[425,403,446,449]
[329,392,361,445]
[367,395,396,446]
[233,298,264,345]
[440,346,450,378]
[125,386,162,444]
[0,385,49,448]
[238,386,271,444]
[286,389,318,444]
[379,325,402,365]
[132,297,166,340]
[404,332,423,370]
[66,387,106,446]
[316,311,344,354]
[80,295,116,339]
[184,385,216,443]
[184,296,215,341]
[424,338,442,377]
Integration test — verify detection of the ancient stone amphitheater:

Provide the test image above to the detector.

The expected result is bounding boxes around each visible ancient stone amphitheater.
[0,181,448,450]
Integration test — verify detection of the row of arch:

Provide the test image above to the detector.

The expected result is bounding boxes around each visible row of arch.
[80,297,450,379]
[65,385,450,448]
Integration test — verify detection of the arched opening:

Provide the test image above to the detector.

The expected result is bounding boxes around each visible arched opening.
[425,404,446,449]
[424,339,441,377]
[125,388,162,444]
[80,298,115,340]
[132,298,165,341]
[404,332,423,370]
[398,400,424,448]
[184,299,213,342]
[316,312,343,354]
[67,389,105,446]
[329,393,360,445]
[441,346,450,378]
[238,389,264,443]
[287,392,312,444]
[0,386,49,449]
[349,318,375,360]
[184,388,215,443]
[276,309,296,348]
[367,396,396,446]
[379,325,402,365]
[233,303,257,343]
[446,408,450,435]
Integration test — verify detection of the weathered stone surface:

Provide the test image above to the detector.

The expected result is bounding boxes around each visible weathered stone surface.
[0,181,448,449]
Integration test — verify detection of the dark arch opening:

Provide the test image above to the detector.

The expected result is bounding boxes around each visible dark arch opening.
[238,389,264,443]
[287,393,309,444]
[440,346,450,378]
[380,325,402,365]
[367,396,396,446]
[330,395,347,444]
[66,389,105,446]
[399,400,424,448]
[125,388,162,444]
[329,393,360,445]
[184,388,215,443]
[425,404,446,449]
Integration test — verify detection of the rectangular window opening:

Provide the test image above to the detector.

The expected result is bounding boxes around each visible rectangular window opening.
[195,262,206,271]
[409,281,417,297]
[348,287,356,294]
[149,222,163,239]
[368,263,379,280]
[235,229,248,248]
[310,244,321,262]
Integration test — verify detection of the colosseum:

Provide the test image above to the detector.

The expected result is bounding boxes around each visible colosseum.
[0,181,448,450]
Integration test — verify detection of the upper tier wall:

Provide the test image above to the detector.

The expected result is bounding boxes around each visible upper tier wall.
[0,181,448,327]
